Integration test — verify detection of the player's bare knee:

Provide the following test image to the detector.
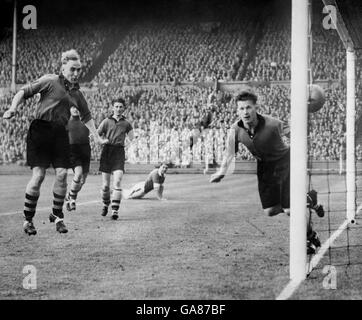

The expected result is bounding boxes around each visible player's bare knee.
[113,181,122,190]
[33,173,45,185]
[55,170,67,186]
[113,171,123,189]
[101,180,110,189]
[74,173,83,184]
[31,169,45,187]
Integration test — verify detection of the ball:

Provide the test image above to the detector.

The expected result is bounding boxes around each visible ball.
[308,84,325,113]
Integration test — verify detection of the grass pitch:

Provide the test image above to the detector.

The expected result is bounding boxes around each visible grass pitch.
[0,173,361,300]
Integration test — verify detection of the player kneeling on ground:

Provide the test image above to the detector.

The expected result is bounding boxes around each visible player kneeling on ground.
[210,90,324,255]
[123,163,168,200]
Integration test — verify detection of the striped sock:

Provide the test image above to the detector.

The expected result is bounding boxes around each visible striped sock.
[24,193,39,222]
[111,188,122,213]
[53,192,65,218]
[101,186,110,207]
[69,178,82,200]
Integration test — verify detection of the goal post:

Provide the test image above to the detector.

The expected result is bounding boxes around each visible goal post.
[346,48,356,224]
[322,0,357,223]
[289,0,358,281]
[290,0,309,281]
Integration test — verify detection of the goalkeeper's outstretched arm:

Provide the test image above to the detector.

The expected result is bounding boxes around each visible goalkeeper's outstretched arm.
[209,154,234,183]
[210,127,237,183]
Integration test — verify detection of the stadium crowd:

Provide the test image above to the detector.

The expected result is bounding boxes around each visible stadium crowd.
[94,19,251,85]
[0,24,108,87]
[242,16,347,82]
[1,4,362,167]
[2,83,361,166]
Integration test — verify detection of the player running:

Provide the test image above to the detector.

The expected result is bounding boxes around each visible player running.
[65,106,91,212]
[2,49,107,235]
[98,98,134,220]
[210,90,324,255]
[123,163,168,200]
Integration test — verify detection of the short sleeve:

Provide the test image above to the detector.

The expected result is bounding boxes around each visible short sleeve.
[20,75,52,99]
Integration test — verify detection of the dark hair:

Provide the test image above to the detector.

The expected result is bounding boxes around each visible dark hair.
[236,91,258,104]
[156,162,168,169]
[112,98,126,106]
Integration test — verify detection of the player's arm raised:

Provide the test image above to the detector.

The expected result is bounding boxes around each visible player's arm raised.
[3,75,52,119]
[3,90,25,119]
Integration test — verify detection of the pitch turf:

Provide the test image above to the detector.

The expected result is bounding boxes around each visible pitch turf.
[0,173,361,300]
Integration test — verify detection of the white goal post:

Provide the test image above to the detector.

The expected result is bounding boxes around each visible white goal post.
[290,0,357,281]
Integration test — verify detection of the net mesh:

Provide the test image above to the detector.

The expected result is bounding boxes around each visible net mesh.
[306,1,362,274]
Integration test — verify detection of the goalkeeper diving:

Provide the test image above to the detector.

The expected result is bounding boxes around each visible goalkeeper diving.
[210,90,325,255]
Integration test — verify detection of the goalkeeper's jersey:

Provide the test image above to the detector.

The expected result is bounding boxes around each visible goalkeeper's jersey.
[227,114,289,162]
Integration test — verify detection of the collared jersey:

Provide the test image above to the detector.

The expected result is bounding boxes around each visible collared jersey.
[97,115,133,146]
[21,74,92,127]
[144,169,166,194]
[68,116,90,145]
[227,114,289,162]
